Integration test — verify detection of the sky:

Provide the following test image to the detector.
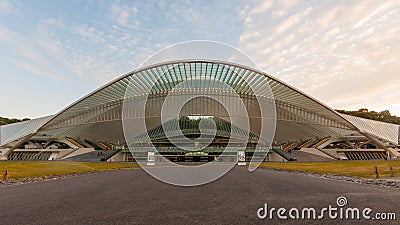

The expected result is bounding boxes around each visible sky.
[0,0,399,119]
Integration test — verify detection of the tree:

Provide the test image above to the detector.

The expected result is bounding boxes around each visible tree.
[0,117,31,126]
[337,109,400,125]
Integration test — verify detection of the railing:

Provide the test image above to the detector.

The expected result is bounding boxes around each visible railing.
[310,137,330,148]
[283,141,297,151]
[296,139,312,149]
[84,139,101,150]
[7,151,52,160]
[98,142,110,150]
[65,137,85,148]
[344,151,385,160]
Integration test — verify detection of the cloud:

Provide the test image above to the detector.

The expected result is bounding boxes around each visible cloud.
[0,23,15,41]
[60,0,246,84]
[0,0,247,118]
[67,22,147,84]
[239,0,400,115]
[250,0,274,14]
[110,2,139,28]
[0,0,17,13]
[3,0,399,118]
[0,18,77,80]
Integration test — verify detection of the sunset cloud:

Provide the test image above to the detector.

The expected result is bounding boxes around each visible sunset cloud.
[0,1,399,118]
[239,0,400,115]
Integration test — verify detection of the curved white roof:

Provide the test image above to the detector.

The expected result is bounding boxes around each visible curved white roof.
[341,114,400,145]
[1,60,398,150]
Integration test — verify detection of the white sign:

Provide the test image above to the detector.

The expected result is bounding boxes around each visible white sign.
[147,151,155,166]
[237,151,246,166]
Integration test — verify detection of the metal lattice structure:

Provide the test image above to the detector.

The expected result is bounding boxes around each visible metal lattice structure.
[1,60,399,158]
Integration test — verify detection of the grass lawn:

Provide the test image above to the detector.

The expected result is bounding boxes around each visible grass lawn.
[0,161,137,179]
[260,160,400,178]
[2,160,400,180]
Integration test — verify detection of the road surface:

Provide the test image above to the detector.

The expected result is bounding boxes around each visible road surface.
[0,166,398,224]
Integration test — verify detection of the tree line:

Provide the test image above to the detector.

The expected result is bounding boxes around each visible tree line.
[0,117,30,126]
[337,109,400,125]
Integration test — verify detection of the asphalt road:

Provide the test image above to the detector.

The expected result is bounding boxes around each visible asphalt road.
[0,166,399,225]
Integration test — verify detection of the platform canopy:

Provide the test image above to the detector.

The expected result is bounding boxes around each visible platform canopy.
[1,60,399,155]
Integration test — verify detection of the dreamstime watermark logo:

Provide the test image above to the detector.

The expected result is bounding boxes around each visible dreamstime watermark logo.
[257,196,397,221]
[336,196,347,207]
[122,41,276,186]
